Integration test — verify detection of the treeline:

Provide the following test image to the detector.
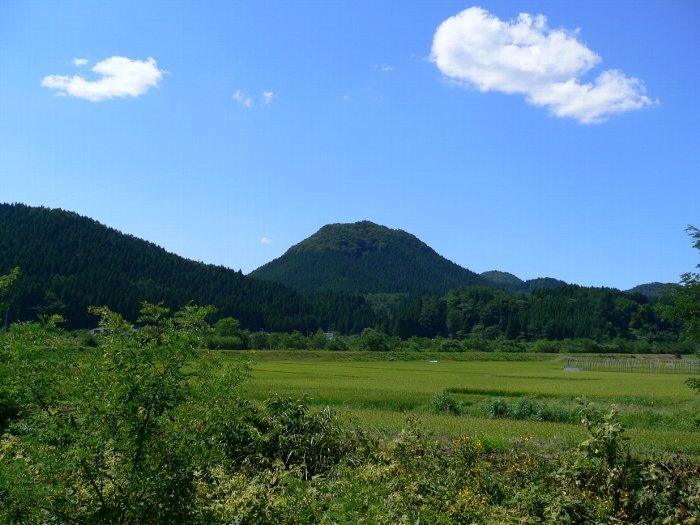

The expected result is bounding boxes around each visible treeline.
[194,323,695,355]
[0,203,377,332]
[389,285,677,342]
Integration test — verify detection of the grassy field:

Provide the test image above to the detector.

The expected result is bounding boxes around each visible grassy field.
[232,351,700,455]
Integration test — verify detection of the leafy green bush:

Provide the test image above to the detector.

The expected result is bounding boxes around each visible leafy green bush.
[482,397,510,418]
[259,395,361,479]
[429,391,460,415]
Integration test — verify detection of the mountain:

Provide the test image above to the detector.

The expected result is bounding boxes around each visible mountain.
[626,282,677,299]
[481,270,567,293]
[480,270,523,290]
[0,203,377,332]
[251,221,490,296]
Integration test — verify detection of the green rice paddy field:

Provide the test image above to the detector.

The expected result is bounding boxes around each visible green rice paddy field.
[233,352,700,455]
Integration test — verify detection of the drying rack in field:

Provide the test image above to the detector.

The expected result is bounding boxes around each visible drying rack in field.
[564,356,700,374]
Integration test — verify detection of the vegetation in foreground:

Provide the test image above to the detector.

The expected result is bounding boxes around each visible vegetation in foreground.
[1,301,698,523]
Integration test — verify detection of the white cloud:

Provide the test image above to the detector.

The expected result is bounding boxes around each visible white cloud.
[42,56,163,102]
[431,7,655,123]
[374,64,394,72]
[233,89,254,108]
[260,237,272,244]
[72,57,88,66]
[234,90,275,108]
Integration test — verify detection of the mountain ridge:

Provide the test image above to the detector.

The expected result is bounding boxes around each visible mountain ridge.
[0,203,377,331]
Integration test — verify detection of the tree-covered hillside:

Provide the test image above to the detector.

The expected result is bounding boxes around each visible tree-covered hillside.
[626,282,677,299]
[0,203,377,332]
[390,285,677,342]
[252,221,489,295]
[481,270,567,293]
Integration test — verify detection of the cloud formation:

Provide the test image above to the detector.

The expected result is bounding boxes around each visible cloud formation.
[233,90,275,108]
[374,64,394,72]
[72,58,88,66]
[42,57,162,102]
[260,237,272,244]
[431,7,655,123]
[233,89,254,108]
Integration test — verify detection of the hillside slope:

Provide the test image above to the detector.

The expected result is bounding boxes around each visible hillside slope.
[0,203,376,331]
[251,221,490,295]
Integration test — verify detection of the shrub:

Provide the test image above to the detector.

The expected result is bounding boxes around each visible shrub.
[531,339,560,353]
[511,397,543,420]
[429,391,460,415]
[206,335,247,349]
[482,397,510,418]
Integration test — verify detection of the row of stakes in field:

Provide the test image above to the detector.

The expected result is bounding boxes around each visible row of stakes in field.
[564,356,700,374]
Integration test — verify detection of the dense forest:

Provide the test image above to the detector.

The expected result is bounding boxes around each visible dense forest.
[389,285,676,342]
[0,204,377,333]
[0,204,683,343]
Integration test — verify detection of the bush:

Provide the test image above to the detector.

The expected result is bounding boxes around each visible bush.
[511,397,543,420]
[482,397,510,418]
[259,395,360,479]
[531,339,560,353]
[429,391,460,415]
[327,336,348,351]
[439,339,463,352]
[359,328,390,352]
[206,335,247,349]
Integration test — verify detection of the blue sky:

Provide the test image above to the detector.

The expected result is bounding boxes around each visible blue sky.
[1,0,698,289]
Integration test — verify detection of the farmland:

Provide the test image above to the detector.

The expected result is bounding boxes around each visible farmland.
[2,308,699,522]
[240,352,700,455]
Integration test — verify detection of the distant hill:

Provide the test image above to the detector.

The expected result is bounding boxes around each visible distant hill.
[481,270,567,293]
[0,203,377,331]
[626,282,677,299]
[251,221,490,296]
[480,271,523,289]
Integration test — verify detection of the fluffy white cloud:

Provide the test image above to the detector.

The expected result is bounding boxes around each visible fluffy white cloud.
[261,91,275,106]
[42,56,162,102]
[260,237,272,244]
[431,7,655,123]
[374,64,394,72]
[233,89,254,108]
[72,57,88,66]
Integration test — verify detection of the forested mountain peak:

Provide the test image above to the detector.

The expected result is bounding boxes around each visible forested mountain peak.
[481,270,524,287]
[626,282,678,299]
[252,221,489,295]
[287,221,429,257]
[481,270,567,293]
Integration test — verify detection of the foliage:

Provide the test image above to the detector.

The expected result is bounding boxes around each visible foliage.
[663,225,700,343]
[1,305,699,522]
[359,327,390,351]
[0,299,366,523]
[0,267,20,332]
[429,391,461,415]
